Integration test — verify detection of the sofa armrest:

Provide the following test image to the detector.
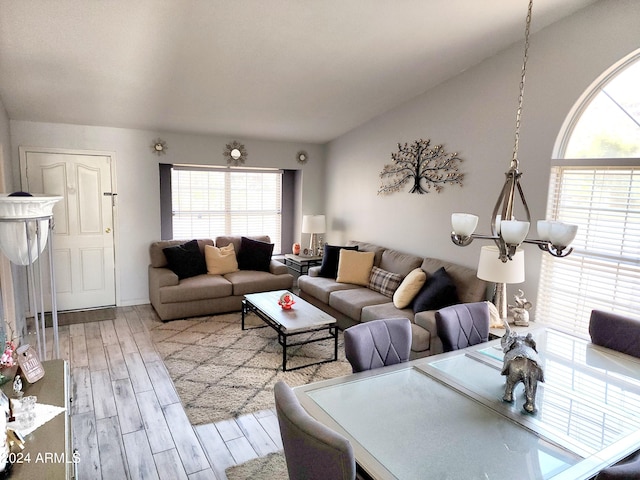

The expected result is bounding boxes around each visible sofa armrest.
[269,260,289,275]
[414,310,443,355]
[308,266,321,277]
[149,266,179,289]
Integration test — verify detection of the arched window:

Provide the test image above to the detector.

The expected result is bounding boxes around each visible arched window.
[536,50,640,336]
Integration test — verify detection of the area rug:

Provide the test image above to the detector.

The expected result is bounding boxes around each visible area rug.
[149,312,353,425]
[225,452,288,480]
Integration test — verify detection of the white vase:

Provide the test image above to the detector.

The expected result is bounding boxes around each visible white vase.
[0,194,63,265]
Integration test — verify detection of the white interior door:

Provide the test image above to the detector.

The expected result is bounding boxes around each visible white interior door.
[21,149,116,311]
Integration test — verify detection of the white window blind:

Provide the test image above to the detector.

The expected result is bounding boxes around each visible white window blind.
[536,166,640,336]
[171,167,282,254]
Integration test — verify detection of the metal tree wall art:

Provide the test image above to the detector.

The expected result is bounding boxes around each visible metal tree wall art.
[378,139,464,195]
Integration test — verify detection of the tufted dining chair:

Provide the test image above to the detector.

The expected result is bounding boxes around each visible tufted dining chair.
[343,318,412,373]
[589,310,640,359]
[274,381,356,480]
[435,302,490,352]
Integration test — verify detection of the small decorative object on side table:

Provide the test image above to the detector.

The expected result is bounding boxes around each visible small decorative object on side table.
[509,289,532,326]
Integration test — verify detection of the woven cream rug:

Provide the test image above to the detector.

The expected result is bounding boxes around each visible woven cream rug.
[225,452,288,480]
[149,312,352,425]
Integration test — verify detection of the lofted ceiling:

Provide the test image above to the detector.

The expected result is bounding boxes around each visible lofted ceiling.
[0,0,598,144]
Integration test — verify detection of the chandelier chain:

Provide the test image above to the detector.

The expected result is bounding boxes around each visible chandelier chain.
[511,0,533,169]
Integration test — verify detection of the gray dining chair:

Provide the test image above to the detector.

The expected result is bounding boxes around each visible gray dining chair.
[589,310,640,359]
[435,302,490,352]
[343,318,412,373]
[274,381,356,480]
[596,451,640,479]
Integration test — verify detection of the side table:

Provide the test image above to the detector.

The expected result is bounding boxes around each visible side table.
[1,359,73,479]
[284,254,322,276]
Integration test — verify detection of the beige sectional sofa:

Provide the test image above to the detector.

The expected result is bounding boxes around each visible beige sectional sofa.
[298,241,487,358]
[148,235,293,321]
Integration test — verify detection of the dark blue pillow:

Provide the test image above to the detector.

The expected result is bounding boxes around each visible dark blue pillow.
[163,240,207,279]
[412,267,460,313]
[318,244,359,278]
[237,237,274,272]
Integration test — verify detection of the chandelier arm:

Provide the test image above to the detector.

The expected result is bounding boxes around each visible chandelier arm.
[515,174,532,224]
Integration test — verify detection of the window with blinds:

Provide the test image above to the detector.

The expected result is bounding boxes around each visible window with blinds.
[171,166,283,254]
[536,166,640,336]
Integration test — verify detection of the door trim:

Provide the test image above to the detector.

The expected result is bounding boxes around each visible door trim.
[18,146,120,307]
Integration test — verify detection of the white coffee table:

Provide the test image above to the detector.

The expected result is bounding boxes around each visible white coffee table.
[242,290,338,371]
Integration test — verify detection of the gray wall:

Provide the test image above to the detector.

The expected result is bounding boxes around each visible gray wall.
[323,0,640,309]
[9,122,325,306]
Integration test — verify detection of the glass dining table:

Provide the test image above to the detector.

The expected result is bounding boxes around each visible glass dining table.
[294,328,640,480]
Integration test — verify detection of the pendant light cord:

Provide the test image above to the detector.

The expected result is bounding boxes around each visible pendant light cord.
[511,0,533,170]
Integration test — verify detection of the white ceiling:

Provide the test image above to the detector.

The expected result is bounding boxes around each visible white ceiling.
[0,0,598,144]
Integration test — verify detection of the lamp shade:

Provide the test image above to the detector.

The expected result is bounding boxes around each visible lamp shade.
[302,215,325,234]
[477,245,525,284]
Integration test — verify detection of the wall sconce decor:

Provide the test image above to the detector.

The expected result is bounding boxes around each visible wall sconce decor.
[378,139,463,195]
[224,141,247,166]
[151,138,167,155]
[450,0,577,263]
[296,151,309,164]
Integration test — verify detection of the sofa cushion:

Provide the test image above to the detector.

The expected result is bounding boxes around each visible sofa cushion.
[163,240,207,279]
[346,241,386,267]
[329,288,390,321]
[379,249,423,277]
[421,258,486,304]
[205,244,239,275]
[336,250,375,286]
[297,275,361,304]
[319,244,358,278]
[223,270,293,296]
[410,323,431,353]
[412,267,460,313]
[236,237,274,272]
[368,267,402,298]
[361,302,414,323]
[159,274,233,303]
[393,268,427,309]
[215,235,271,253]
[150,239,213,268]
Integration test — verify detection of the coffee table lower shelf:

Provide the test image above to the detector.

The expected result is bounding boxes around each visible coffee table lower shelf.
[242,298,338,371]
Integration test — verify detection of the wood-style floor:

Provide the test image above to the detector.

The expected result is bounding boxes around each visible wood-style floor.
[34,304,282,480]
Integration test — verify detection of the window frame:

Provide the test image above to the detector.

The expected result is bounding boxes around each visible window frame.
[160,164,285,254]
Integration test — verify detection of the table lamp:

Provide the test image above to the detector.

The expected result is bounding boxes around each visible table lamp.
[477,245,525,321]
[301,215,325,255]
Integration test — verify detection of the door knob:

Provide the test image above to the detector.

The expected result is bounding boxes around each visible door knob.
[105,227,111,233]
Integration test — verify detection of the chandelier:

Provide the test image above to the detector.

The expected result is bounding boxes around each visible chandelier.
[450,0,577,263]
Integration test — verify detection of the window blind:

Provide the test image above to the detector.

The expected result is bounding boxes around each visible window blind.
[171,167,282,253]
[536,166,640,337]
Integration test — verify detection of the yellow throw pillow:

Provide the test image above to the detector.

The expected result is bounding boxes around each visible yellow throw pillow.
[336,250,375,286]
[393,268,427,309]
[205,244,239,275]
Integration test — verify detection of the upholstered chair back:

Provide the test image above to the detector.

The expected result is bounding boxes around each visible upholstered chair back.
[435,302,490,352]
[589,310,640,359]
[274,381,356,480]
[344,318,412,373]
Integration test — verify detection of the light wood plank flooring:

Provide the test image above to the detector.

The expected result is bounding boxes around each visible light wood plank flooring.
[30,304,281,480]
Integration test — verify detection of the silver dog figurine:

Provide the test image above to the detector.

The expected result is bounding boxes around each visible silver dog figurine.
[500,320,545,413]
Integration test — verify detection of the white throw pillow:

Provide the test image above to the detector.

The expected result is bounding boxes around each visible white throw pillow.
[393,268,427,309]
